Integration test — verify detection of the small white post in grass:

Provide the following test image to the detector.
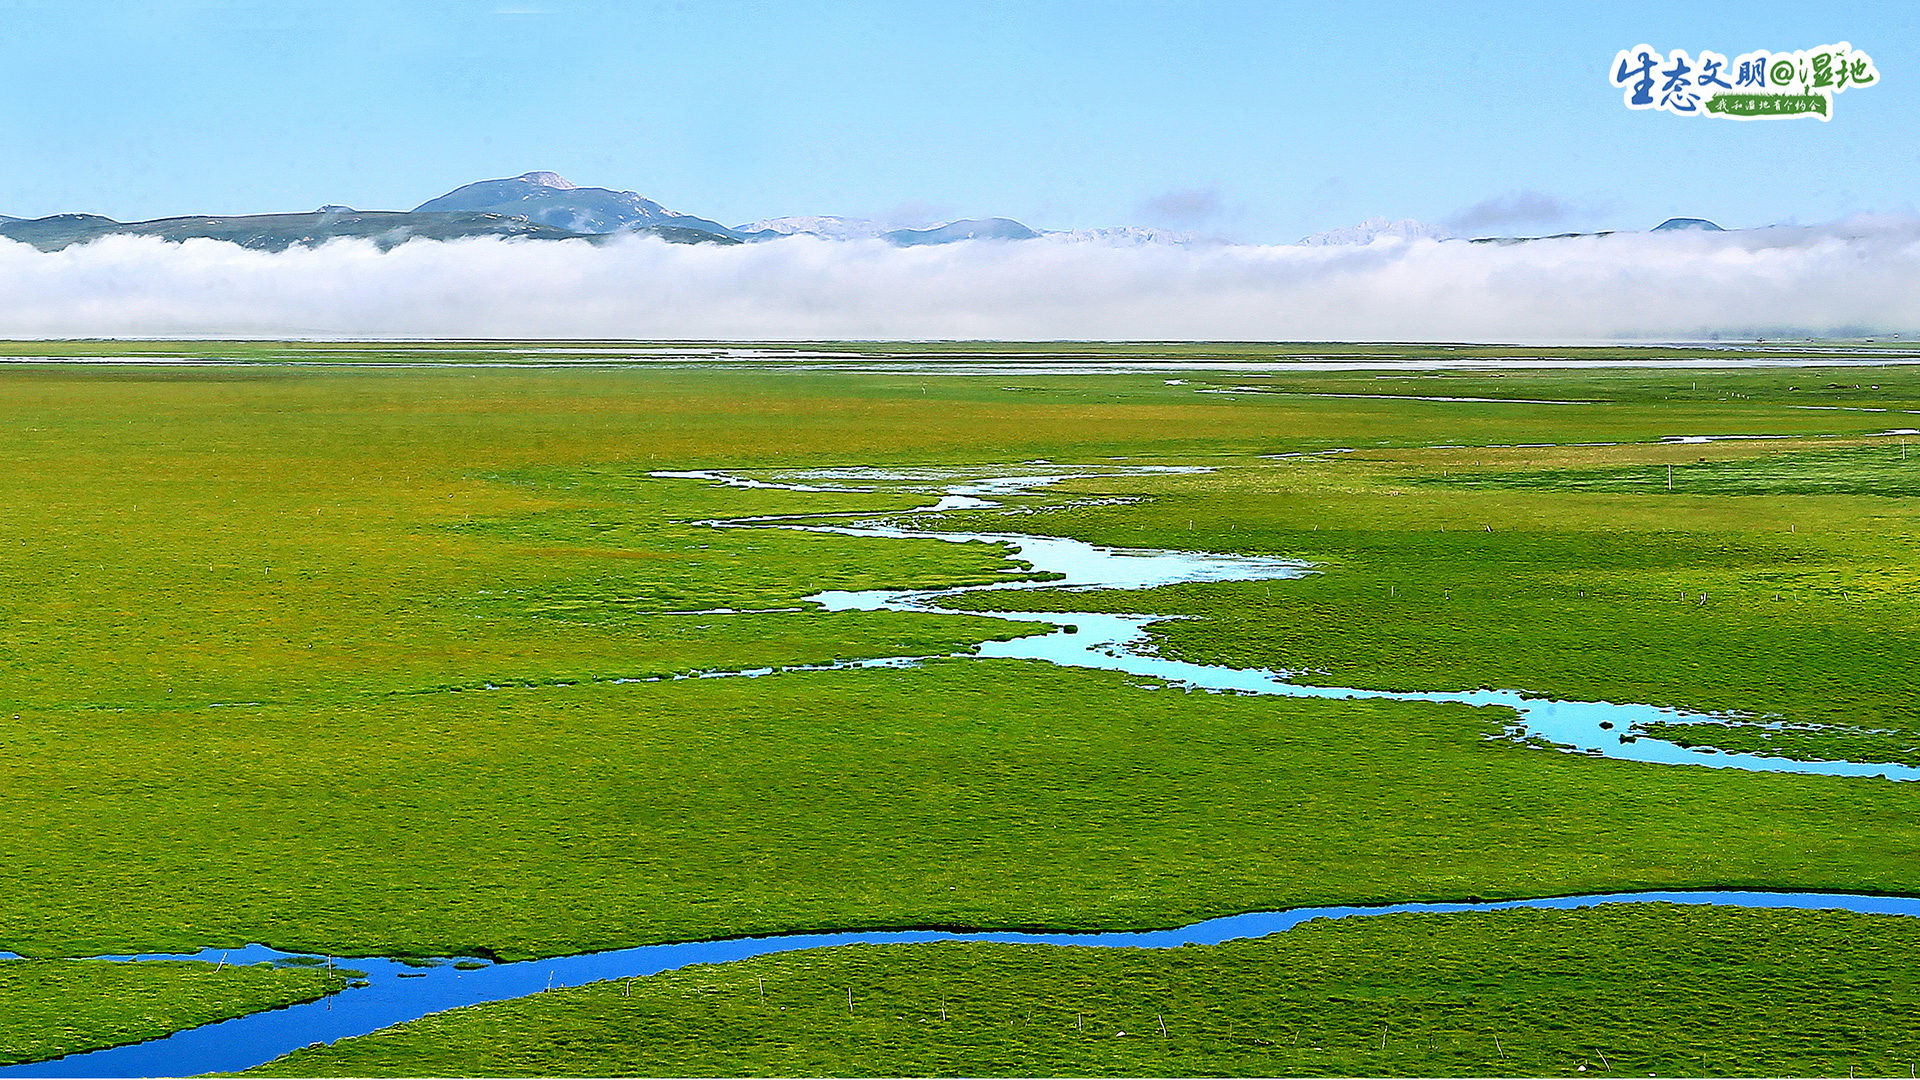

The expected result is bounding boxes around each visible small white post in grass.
[214,952,226,973]
[757,977,764,1002]
[1494,1034,1505,1059]
[942,999,948,1021]
[1157,1013,1168,1037]
[1667,464,1673,491]
[848,988,854,1014]
[1077,1012,1083,1032]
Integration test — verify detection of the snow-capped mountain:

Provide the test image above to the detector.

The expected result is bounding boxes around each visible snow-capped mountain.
[1042,226,1207,245]
[414,172,738,239]
[737,216,1212,245]
[1298,217,1454,245]
[733,215,894,240]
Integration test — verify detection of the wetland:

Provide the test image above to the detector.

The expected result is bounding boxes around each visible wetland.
[0,342,1916,1075]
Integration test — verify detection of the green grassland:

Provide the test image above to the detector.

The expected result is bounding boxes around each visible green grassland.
[12,657,1920,962]
[245,904,1920,1078]
[939,442,1920,763]
[0,344,1918,1071]
[0,958,344,1067]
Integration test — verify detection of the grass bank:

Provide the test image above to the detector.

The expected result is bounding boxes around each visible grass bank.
[243,903,1920,1078]
[939,443,1920,763]
[0,958,344,1067]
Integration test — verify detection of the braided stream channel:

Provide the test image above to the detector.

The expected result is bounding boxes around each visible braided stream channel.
[4,464,1913,1077]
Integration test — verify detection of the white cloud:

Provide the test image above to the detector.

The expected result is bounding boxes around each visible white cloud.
[0,220,1916,341]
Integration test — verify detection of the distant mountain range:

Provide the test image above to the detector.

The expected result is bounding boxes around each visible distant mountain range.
[1460,217,1726,246]
[0,206,738,253]
[1298,216,1727,246]
[1298,218,1454,246]
[0,174,749,252]
[733,215,894,241]
[0,171,1731,252]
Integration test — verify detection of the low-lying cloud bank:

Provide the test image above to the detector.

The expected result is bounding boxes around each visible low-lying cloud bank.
[1,219,1917,341]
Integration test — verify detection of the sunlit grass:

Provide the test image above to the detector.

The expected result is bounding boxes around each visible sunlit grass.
[2,343,1919,1071]
[0,959,344,1067]
[245,904,1920,1078]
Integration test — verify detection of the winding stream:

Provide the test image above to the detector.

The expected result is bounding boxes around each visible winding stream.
[4,463,1915,1078]
[6,891,1920,1078]
[693,464,1920,783]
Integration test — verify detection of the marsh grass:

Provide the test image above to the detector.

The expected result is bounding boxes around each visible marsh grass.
[0,959,342,1067]
[1430,443,1920,497]
[940,449,1920,762]
[243,904,1920,1078]
[4,345,1920,1069]
[1641,720,1920,768]
[5,659,1920,961]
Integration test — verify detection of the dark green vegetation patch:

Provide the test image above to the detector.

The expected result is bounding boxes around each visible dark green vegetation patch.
[1640,719,1920,769]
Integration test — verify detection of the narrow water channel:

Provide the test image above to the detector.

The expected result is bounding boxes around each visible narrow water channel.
[7,891,1920,1078]
[5,463,1913,1078]
[689,464,1920,783]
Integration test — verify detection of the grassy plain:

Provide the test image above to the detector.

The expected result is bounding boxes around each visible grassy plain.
[244,903,1920,1078]
[0,959,343,1067]
[12,658,1920,962]
[0,343,1917,1071]
[941,440,1920,763]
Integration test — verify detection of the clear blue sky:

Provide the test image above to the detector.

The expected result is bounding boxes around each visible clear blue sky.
[0,0,1909,241]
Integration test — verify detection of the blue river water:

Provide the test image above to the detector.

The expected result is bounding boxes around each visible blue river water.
[732,465,1920,783]
[4,463,1914,1076]
[5,890,1920,1078]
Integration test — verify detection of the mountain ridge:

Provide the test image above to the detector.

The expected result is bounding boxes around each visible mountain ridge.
[0,172,1735,251]
[0,208,735,253]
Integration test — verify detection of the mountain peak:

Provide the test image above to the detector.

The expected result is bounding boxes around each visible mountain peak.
[516,171,576,190]
[413,173,739,239]
[1652,217,1725,232]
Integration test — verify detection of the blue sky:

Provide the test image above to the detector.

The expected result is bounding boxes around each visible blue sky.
[0,0,1909,241]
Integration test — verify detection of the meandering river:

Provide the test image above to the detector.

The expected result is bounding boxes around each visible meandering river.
[4,464,1913,1078]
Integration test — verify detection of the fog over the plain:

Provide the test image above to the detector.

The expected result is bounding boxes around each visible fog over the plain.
[0,219,1916,341]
